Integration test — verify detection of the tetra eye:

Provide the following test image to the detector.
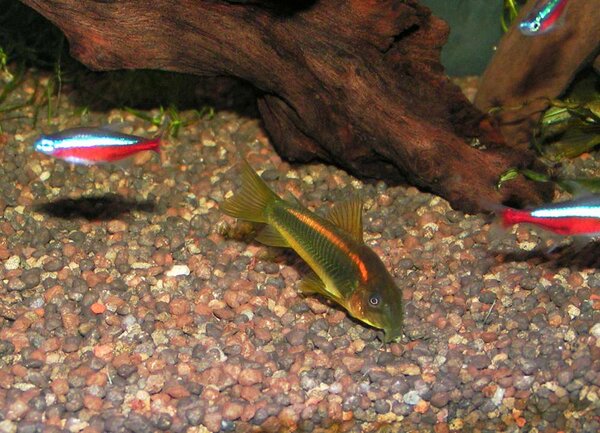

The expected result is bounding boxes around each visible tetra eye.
[531,21,541,32]
[368,294,381,307]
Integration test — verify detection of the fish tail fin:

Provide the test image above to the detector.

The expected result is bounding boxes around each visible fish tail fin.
[479,199,514,241]
[494,207,513,230]
[151,113,172,142]
[488,214,511,244]
[479,199,509,222]
[150,137,162,153]
[221,160,280,223]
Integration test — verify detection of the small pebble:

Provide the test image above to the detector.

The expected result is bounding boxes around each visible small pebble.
[4,255,20,270]
[403,390,422,405]
[165,264,191,277]
[590,323,600,339]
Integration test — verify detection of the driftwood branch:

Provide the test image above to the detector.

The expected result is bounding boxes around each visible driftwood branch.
[21,0,553,211]
[475,0,600,148]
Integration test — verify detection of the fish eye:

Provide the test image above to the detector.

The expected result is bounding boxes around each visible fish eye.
[531,21,541,32]
[368,294,381,307]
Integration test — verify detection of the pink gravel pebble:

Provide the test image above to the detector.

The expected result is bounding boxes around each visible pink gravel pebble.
[203,411,223,433]
[238,368,263,386]
[222,401,244,420]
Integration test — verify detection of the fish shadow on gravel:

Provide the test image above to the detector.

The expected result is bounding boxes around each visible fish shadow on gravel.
[549,242,600,269]
[499,242,600,270]
[34,194,155,220]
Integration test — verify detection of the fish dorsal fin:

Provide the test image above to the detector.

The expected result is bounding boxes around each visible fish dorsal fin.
[98,121,130,132]
[255,225,290,248]
[325,196,364,243]
[298,272,341,303]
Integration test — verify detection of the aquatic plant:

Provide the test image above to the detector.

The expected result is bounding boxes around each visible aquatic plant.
[0,47,11,81]
[496,69,600,193]
[501,0,527,32]
[535,99,600,161]
[125,104,215,138]
[498,167,600,195]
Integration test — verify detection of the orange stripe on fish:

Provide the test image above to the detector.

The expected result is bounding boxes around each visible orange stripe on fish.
[286,208,369,282]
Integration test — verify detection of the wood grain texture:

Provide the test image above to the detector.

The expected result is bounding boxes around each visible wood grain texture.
[21,0,553,211]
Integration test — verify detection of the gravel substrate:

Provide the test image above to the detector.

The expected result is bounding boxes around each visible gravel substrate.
[0,73,599,433]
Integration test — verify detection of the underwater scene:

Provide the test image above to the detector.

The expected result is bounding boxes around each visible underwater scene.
[0,1,599,433]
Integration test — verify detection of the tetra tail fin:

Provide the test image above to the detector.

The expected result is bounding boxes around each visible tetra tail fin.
[221,159,280,223]
[479,199,510,225]
[149,137,162,154]
[478,199,513,243]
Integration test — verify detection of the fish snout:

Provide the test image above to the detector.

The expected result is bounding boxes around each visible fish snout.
[519,20,540,36]
[34,137,54,154]
[383,321,403,343]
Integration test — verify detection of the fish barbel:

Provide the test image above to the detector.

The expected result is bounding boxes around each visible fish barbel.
[221,160,403,342]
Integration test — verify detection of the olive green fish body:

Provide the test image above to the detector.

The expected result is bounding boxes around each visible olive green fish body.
[267,202,365,300]
[221,160,403,341]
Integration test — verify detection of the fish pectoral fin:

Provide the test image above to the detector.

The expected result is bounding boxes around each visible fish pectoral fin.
[324,195,364,243]
[254,225,290,247]
[299,272,330,296]
[111,155,137,172]
[298,273,344,304]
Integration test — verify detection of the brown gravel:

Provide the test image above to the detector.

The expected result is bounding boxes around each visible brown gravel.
[0,70,598,433]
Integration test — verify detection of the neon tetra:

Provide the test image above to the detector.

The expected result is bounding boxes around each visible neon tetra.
[519,0,569,36]
[34,127,161,165]
[495,195,600,237]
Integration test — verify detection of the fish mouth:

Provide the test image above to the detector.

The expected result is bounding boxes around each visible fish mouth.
[345,293,402,342]
[34,137,53,154]
[383,324,403,343]
[356,316,401,343]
